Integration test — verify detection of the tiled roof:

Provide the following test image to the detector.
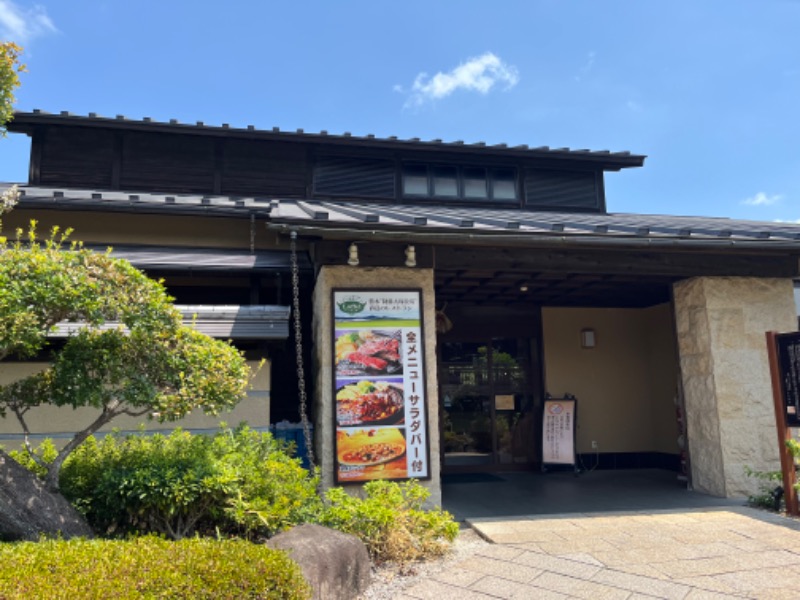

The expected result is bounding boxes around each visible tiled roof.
[9,110,645,169]
[5,184,800,249]
[269,199,800,247]
[8,185,274,217]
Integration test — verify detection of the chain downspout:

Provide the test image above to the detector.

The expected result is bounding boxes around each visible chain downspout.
[290,231,315,469]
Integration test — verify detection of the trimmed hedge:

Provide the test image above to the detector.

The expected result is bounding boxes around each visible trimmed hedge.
[0,536,310,599]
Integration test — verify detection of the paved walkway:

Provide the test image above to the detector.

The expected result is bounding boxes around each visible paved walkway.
[396,507,800,599]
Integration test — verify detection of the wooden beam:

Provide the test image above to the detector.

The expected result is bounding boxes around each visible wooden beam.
[766,331,799,516]
[213,139,224,194]
[433,246,798,278]
[111,132,122,189]
[28,126,44,185]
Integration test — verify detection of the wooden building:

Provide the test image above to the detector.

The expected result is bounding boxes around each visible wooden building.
[3,110,800,504]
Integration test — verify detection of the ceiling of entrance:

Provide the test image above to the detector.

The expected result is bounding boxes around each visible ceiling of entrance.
[434,269,677,308]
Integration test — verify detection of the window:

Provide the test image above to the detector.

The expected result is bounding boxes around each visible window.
[403,164,429,196]
[492,169,517,200]
[402,163,518,202]
[432,166,458,198]
[463,167,488,199]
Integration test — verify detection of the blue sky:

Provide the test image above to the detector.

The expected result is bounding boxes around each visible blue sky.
[1,0,798,222]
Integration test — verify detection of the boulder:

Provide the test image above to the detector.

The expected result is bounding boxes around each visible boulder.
[268,524,371,600]
[0,450,93,541]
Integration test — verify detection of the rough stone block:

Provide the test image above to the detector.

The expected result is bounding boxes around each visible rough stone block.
[0,451,94,541]
[268,524,371,600]
[674,276,796,498]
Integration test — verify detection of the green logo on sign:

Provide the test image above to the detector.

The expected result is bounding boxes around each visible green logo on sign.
[337,299,366,315]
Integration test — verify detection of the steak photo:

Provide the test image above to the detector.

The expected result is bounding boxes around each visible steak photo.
[335,330,403,376]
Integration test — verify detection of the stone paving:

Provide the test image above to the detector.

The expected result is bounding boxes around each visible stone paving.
[395,507,800,599]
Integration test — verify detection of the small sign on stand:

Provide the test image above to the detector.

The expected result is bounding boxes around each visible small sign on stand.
[765,331,800,516]
[541,395,578,473]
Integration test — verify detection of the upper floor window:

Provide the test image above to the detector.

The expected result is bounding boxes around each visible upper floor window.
[402,163,518,202]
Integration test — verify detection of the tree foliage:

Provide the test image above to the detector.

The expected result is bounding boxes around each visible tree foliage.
[0,42,24,135]
[0,223,252,491]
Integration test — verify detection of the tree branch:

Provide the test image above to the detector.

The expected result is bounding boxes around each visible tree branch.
[43,405,120,492]
[120,407,151,418]
[9,404,45,469]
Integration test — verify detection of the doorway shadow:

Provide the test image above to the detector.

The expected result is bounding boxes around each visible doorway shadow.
[441,469,744,521]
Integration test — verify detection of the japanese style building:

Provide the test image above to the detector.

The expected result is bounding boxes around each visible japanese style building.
[2,109,800,504]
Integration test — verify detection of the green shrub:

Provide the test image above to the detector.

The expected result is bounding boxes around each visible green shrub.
[59,425,321,539]
[744,465,783,510]
[0,535,310,599]
[7,438,57,478]
[318,479,458,564]
[222,427,322,536]
[745,440,800,511]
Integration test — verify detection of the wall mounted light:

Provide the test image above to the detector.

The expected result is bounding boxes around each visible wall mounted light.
[405,245,417,267]
[519,284,529,292]
[581,328,596,349]
[347,243,359,266]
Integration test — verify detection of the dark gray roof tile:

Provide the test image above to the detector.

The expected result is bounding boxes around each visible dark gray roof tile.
[7,183,800,249]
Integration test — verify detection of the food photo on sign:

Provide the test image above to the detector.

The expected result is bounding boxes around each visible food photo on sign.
[334,330,403,376]
[336,427,408,481]
[335,378,405,428]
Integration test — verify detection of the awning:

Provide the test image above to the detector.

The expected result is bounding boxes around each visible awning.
[50,305,291,340]
[85,245,310,272]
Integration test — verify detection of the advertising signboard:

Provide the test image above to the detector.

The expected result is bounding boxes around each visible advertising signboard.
[541,397,576,467]
[776,332,800,428]
[332,289,430,483]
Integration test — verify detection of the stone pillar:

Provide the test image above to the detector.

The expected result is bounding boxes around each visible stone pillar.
[673,277,797,497]
[311,266,441,506]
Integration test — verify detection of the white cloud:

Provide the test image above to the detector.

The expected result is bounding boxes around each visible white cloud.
[741,192,783,206]
[775,218,800,224]
[626,100,643,112]
[574,51,596,82]
[399,52,519,108]
[0,1,56,44]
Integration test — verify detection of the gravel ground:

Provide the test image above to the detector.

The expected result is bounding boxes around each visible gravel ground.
[358,527,489,600]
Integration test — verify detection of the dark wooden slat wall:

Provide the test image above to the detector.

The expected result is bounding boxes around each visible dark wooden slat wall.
[30,125,610,213]
[39,127,115,189]
[121,132,216,193]
[313,157,396,198]
[33,127,310,197]
[524,168,600,210]
[221,139,306,197]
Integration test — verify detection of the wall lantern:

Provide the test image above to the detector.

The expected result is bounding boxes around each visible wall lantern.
[581,328,596,349]
[405,245,417,268]
[347,243,359,267]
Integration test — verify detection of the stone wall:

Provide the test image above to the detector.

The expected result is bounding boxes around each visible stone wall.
[673,277,797,497]
[312,266,441,506]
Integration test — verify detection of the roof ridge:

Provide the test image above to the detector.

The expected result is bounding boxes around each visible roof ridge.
[10,109,646,164]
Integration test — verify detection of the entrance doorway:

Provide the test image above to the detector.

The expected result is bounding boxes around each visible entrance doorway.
[439,337,539,472]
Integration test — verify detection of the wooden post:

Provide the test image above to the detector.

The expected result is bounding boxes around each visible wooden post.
[766,331,798,516]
